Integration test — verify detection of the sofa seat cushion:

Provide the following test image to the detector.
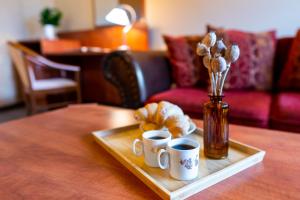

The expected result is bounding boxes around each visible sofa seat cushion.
[224,90,272,127]
[147,88,272,128]
[270,92,300,132]
[147,88,208,118]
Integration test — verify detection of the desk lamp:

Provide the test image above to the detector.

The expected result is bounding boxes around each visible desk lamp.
[105,4,136,50]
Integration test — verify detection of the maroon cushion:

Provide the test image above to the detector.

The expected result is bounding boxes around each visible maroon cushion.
[279,30,300,90]
[147,88,271,128]
[225,30,276,91]
[163,35,197,87]
[207,25,276,90]
[163,35,207,88]
[270,92,300,132]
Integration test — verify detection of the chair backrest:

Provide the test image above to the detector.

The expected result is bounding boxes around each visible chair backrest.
[8,42,38,91]
[41,39,81,54]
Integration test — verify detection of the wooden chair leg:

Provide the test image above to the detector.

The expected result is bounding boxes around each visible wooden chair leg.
[76,87,82,103]
[75,72,81,104]
[24,95,32,116]
[28,94,37,115]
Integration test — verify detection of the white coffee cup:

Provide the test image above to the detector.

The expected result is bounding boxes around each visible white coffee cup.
[157,138,200,180]
[132,130,171,167]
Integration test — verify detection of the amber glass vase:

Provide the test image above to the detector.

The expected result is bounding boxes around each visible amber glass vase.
[203,96,229,159]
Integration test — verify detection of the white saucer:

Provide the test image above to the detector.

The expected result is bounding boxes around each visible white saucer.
[187,121,197,134]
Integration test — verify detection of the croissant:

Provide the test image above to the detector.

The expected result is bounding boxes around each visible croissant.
[165,115,190,137]
[145,103,158,122]
[134,101,191,138]
[140,121,161,131]
[154,101,183,124]
[134,103,158,122]
[134,107,148,121]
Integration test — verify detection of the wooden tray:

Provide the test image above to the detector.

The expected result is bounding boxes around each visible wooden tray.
[92,124,265,200]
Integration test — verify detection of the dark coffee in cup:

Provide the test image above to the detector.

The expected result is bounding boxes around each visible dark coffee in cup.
[148,136,166,140]
[172,144,195,150]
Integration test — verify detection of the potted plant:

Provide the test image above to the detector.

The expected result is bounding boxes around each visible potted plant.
[40,7,62,39]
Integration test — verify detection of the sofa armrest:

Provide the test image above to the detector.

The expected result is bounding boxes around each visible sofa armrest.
[103,50,172,108]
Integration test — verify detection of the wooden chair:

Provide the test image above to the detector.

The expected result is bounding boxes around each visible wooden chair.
[41,39,81,54]
[8,42,81,114]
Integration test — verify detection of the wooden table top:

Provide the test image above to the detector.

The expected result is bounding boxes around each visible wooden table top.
[0,104,299,200]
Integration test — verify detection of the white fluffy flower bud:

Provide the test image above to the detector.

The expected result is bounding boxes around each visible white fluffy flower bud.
[211,56,227,73]
[196,43,209,56]
[202,32,217,47]
[211,40,227,56]
[225,45,240,63]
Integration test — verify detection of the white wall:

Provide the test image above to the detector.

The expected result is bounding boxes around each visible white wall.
[20,0,55,38]
[146,0,300,49]
[0,0,55,107]
[54,0,94,31]
[94,0,118,26]
[0,0,25,107]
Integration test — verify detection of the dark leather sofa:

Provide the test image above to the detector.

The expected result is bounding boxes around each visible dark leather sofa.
[103,37,300,133]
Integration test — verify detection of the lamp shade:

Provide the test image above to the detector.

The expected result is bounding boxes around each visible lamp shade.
[105,7,130,26]
[105,4,137,50]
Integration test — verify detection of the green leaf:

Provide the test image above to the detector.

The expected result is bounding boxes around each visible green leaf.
[40,7,62,26]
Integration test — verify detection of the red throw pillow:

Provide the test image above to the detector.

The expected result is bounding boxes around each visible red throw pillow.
[163,35,207,87]
[279,30,300,90]
[207,25,276,90]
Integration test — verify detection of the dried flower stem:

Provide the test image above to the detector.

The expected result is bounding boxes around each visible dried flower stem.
[216,73,222,96]
[208,69,216,95]
[219,64,231,95]
[214,73,218,94]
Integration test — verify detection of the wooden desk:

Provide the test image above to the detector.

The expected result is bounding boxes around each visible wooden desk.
[0,105,299,199]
